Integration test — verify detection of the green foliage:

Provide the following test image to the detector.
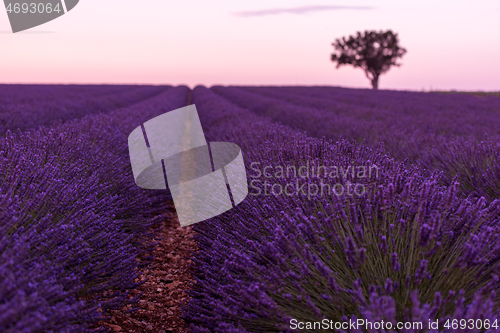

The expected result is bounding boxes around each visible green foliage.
[331,30,407,89]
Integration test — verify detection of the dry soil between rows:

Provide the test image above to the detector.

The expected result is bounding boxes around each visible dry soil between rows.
[99,201,196,333]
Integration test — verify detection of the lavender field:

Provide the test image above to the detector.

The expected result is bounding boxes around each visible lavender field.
[2,85,500,332]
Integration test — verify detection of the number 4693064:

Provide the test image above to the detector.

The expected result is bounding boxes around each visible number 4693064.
[444,319,498,330]
[6,3,62,14]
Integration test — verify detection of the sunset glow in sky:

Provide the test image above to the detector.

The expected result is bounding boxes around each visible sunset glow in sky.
[1,0,499,90]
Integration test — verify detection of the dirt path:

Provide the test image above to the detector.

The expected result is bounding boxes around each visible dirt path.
[101,202,196,333]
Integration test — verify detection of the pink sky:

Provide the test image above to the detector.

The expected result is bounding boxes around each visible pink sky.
[1,0,499,90]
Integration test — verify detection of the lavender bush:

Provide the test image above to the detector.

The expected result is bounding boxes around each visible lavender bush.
[0,86,189,332]
[185,86,500,332]
[419,135,500,202]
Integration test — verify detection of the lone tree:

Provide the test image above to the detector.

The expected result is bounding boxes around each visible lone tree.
[331,30,406,89]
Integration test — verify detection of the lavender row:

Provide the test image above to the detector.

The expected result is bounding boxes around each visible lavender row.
[211,86,500,201]
[249,86,500,148]
[212,86,500,160]
[0,84,138,103]
[243,85,500,119]
[232,86,500,166]
[0,85,169,133]
[0,86,189,332]
[251,86,500,203]
[184,86,500,332]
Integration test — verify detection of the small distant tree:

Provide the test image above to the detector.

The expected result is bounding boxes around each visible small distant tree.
[331,30,407,89]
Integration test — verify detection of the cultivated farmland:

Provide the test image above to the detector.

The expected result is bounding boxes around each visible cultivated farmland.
[2,85,500,332]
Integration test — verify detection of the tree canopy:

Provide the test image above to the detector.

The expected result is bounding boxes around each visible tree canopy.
[331,30,407,89]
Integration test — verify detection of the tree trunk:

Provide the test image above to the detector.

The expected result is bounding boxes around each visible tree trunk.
[371,76,379,89]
